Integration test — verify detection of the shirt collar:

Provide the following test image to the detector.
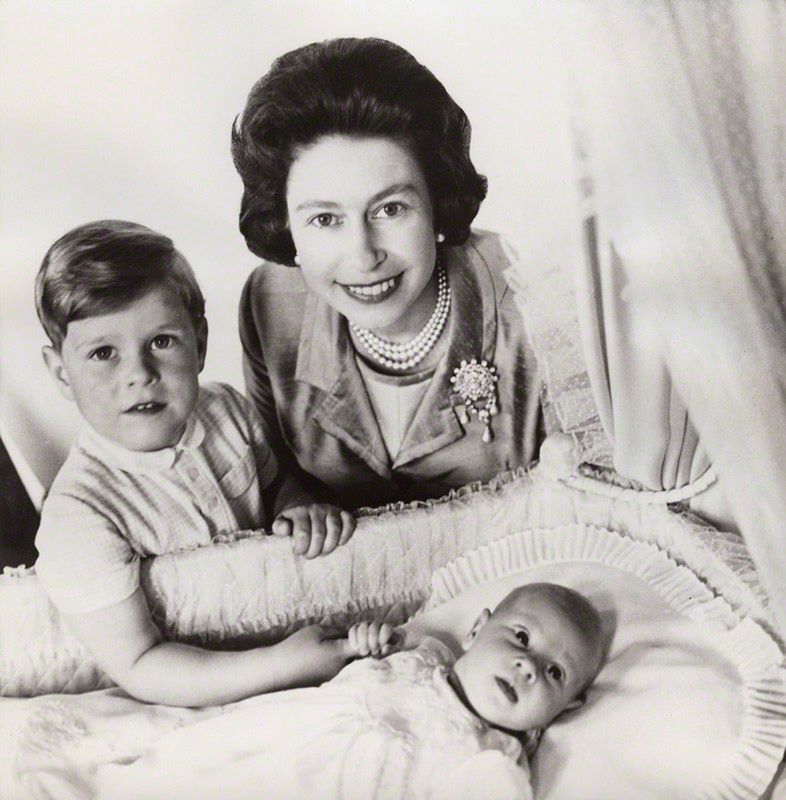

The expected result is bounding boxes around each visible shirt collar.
[78,412,205,473]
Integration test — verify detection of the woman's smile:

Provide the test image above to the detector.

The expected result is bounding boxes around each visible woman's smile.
[339,273,402,303]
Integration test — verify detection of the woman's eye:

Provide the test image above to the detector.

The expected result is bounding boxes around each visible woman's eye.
[89,346,115,361]
[374,201,406,219]
[151,334,174,350]
[546,664,564,682]
[309,212,338,228]
[515,630,530,648]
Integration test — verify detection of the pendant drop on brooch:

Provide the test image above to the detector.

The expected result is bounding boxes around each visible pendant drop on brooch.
[450,358,499,443]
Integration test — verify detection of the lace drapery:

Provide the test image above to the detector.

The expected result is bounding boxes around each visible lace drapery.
[513,1,786,634]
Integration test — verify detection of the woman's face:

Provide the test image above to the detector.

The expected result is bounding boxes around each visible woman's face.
[286,135,438,339]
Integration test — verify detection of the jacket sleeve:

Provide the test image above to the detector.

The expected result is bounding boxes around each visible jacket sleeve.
[237,270,324,499]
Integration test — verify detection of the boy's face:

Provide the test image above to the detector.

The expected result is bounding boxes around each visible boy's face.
[453,586,602,732]
[44,285,207,452]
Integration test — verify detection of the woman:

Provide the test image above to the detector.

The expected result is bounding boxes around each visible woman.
[232,38,542,508]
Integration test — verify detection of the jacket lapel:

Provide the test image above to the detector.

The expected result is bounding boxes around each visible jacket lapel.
[394,246,498,467]
[295,293,391,478]
[293,241,498,474]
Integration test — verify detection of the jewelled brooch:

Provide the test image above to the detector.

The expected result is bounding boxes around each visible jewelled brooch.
[450,358,499,443]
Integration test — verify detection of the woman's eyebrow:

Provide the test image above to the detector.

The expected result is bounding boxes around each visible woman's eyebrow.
[368,182,420,205]
[294,199,342,212]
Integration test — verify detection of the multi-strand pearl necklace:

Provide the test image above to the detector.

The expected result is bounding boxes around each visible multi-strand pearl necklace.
[350,263,451,371]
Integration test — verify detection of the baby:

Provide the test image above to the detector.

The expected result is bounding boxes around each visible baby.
[34,220,356,707]
[97,582,604,800]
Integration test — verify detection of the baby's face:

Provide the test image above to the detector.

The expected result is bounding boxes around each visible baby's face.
[53,285,206,452]
[453,585,602,732]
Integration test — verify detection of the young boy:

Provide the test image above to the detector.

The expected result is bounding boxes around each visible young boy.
[34,220,356,706]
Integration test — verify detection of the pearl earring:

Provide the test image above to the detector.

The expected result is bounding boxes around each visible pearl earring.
[436,232,445,243]
[293,254,301,266]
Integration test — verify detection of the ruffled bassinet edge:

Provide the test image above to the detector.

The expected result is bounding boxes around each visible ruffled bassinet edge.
[425,524,786,800]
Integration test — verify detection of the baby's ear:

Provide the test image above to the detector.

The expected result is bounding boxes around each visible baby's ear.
[563,691,587,713]
[42,345,74,401]
[462,608,491,651]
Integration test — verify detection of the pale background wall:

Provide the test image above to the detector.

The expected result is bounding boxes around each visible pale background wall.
[0,1,570,499]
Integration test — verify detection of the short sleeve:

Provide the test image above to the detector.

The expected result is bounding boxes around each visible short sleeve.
[35,493,140,614]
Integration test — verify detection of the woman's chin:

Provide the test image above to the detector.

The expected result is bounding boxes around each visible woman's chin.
[341,300,408,336]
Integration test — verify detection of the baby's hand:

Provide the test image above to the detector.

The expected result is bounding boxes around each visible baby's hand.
[272,504,355,558]
[347,620,403,659]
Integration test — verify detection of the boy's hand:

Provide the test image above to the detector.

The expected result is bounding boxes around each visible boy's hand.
[280,624,352,685]
[346,621,403,658]
[272,504,355,558]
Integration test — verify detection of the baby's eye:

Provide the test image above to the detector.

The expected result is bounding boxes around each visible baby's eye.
[151,334,174,350]
[546,664,564,682]
[515,630,530,648]
[89,345,115,361]
[373,201,406,219]
[309,212,339,228]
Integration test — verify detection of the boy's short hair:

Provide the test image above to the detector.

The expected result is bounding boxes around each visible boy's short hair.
[231,37,488,266]
[35,220,205,350]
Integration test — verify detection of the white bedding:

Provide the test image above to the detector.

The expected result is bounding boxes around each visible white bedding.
[1,466,784,800]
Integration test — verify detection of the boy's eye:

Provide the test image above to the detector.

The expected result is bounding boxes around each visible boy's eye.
[309,212,339,228]
[515,630,530,648]
[89,346,115,361]
[373,201,406,219]
[546,664,564,682]
[151,334,174,350]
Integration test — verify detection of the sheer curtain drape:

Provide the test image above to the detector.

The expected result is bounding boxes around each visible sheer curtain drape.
[516,1,786,634]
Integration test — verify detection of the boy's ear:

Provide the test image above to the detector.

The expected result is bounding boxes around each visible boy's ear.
[42,345,74,401]
[462,608,491,651]
[195,317,208,372]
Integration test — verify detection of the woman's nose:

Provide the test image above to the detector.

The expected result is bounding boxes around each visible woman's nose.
[346,220,384,273]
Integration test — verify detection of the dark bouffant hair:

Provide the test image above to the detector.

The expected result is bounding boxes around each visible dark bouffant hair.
[35,220,205,350]
[231,37,488,266]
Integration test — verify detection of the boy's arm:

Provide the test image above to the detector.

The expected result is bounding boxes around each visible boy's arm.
[63,588,353,707]
[35,454,351,707]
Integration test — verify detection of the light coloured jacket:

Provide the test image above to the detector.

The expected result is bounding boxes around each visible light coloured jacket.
[239,230,542,508]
